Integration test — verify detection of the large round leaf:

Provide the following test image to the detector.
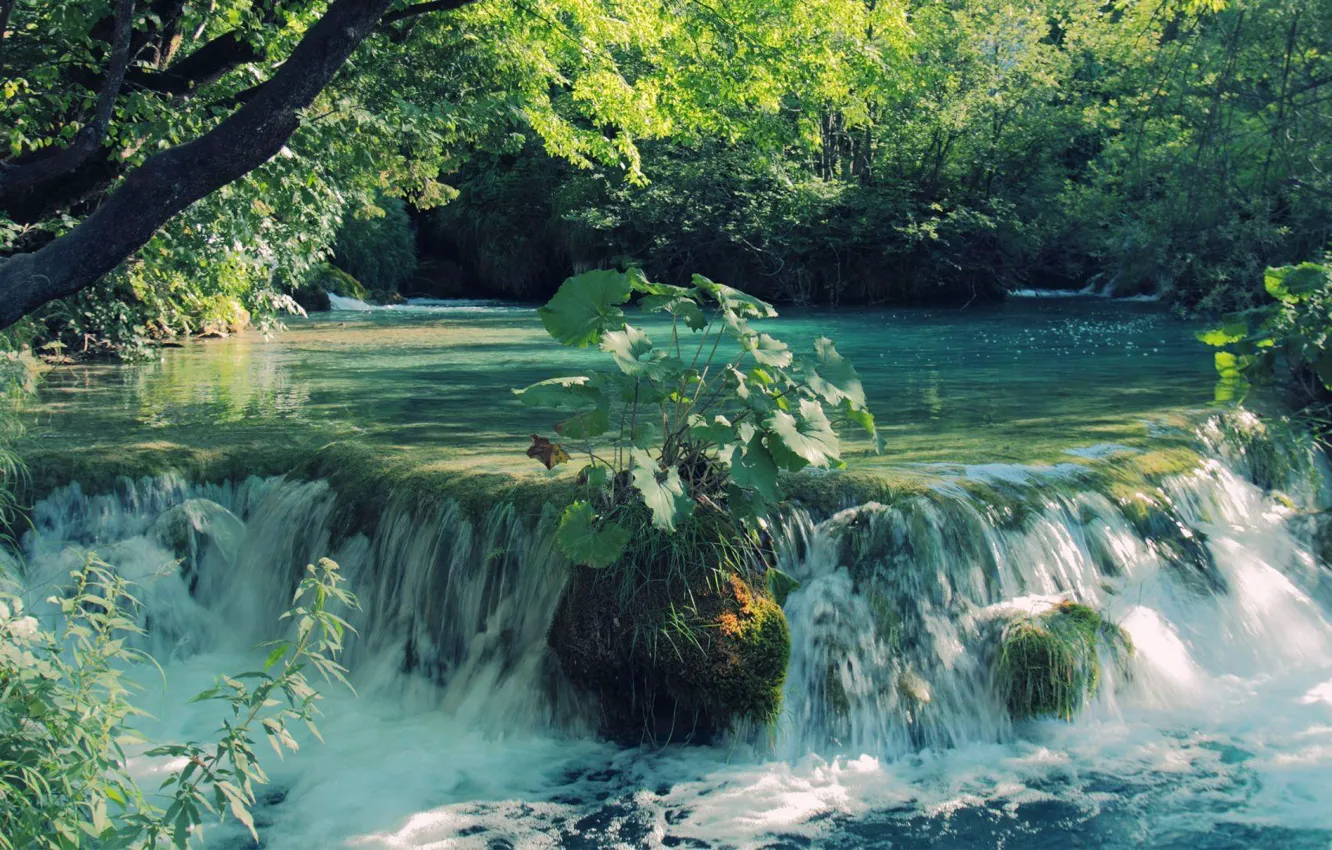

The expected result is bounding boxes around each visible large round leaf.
[764,399,840,469]
[691,274,777,319]
[513,376,609,412]
[557,501,629,569]
[537,269,633,347]
[630,451,694,532]
[802,337,866,409]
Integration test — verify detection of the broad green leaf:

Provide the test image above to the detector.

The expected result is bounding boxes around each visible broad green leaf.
[1197,320,1247,347]
[802,337,866,409]
[628,268,686,296]
[1265,263,1327,303]
[745,332,792,368]
[537,269,632,347]
[556,501,629,568]
[729,434,780,502]
[630,451,694,531]
[579,464,609,488]
[764,399,840,469]
[631,419,659,449]
[601,325,676,378]
[841,397,877,440]
[1214,350,1242,379]
[640,293,707,331]
[556,407,610,439]
[689,413,734,446]
[513,376,609,412]
[691,274,777,319]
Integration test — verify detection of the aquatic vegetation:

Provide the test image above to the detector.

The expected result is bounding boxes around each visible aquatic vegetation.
[995,602,1132,722]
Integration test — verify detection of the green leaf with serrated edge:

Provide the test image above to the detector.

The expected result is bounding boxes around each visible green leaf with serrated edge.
[640,293,708,331]
[691,274,777,318]
[628,268,687,296]
[630,450,694,531]
[631,420,659,449]
[513,376,609,412]
[841,397,877,439]
[726,483,767,522]
[689,413,734,446]
[580,464,609,488]
[601,325,678,379]
[803,337,866,409]
[746,332,792,368]
[537,269,632,347]
[730,434,780,502]
[556,407,610,439]
[764,398,840,469]
[1265,263,1327,303]
[557,501,629,569]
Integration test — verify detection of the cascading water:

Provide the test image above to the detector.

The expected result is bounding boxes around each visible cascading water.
[12,417,1332,847]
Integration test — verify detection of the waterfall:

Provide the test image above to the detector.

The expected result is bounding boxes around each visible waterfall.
[11,415,1332,846]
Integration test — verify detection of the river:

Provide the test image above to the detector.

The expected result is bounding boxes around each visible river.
[13,298,1332,848]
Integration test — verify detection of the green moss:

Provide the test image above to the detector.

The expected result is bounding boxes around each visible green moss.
[312,263,369,300]
[995,601,1132,722]
[547,507,790,742]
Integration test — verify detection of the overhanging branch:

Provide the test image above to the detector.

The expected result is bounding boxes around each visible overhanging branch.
[0,0,136,202]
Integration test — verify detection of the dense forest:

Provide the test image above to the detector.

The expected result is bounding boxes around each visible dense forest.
[2,0,1330,357]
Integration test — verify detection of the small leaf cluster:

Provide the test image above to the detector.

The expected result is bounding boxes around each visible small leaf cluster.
[0,556,358,849]
[515,268,875,568]
[1198,261,1332,405]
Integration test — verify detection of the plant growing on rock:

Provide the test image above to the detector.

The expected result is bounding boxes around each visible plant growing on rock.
[516,267,877,569]
[995,601,1132,722]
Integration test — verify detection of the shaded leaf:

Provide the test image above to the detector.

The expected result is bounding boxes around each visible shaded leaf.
[537,269,632,347]
[729,434,780,502]
[513,376,608,412]
[556,502,629,569]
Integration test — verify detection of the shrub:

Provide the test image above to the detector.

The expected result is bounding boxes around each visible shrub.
[0,557,357,848]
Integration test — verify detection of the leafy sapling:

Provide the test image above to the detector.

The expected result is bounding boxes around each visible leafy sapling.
[515,268,876,568]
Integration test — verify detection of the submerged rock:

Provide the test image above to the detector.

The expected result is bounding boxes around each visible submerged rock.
[549,565,789,744]
[151,498,245,592]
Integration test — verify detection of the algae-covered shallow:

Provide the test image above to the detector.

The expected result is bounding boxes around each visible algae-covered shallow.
[22,298,1214,487]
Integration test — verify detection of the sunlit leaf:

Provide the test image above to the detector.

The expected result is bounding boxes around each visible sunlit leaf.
[1265,263,1327,303]
[764,399,840,470]
[630,451,694,531]
[746,332,792,368]
[537,269,632,347]
[802,337,866,409]
[513,376,609,412]
[600,324,675,378]
[691,274,777,319]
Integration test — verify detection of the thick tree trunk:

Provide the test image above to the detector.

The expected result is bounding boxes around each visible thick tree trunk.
[0,0,401,330]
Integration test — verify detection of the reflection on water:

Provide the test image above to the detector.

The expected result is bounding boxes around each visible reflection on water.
[27,299,1216,470]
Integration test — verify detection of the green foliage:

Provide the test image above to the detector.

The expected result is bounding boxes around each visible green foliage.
[995,602,1131,722]
[1198,260,1332,417]
[515,268,875,568]
[332,197,418,295]
[0,557,358,848]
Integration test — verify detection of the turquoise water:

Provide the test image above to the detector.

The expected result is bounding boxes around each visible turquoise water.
[28,298,1214,472]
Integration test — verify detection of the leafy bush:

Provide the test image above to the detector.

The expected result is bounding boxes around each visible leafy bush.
[515,267,876,569]
[0,557,357,848]
[332,197,418,295]
[1198,260,1332,434]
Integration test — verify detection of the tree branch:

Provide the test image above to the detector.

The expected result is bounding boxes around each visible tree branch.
[0,0,479,330]
[0,0,136,202]
[381,0,474,25]
[125,30,265,95]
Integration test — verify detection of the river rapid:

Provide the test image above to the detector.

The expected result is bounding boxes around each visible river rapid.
[12,300,1332,848]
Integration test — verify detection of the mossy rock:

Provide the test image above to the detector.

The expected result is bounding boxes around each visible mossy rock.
[150,498,245,592]
[1115,493,1226,594]
[549,565,789,744]
[995,601,1132,722]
